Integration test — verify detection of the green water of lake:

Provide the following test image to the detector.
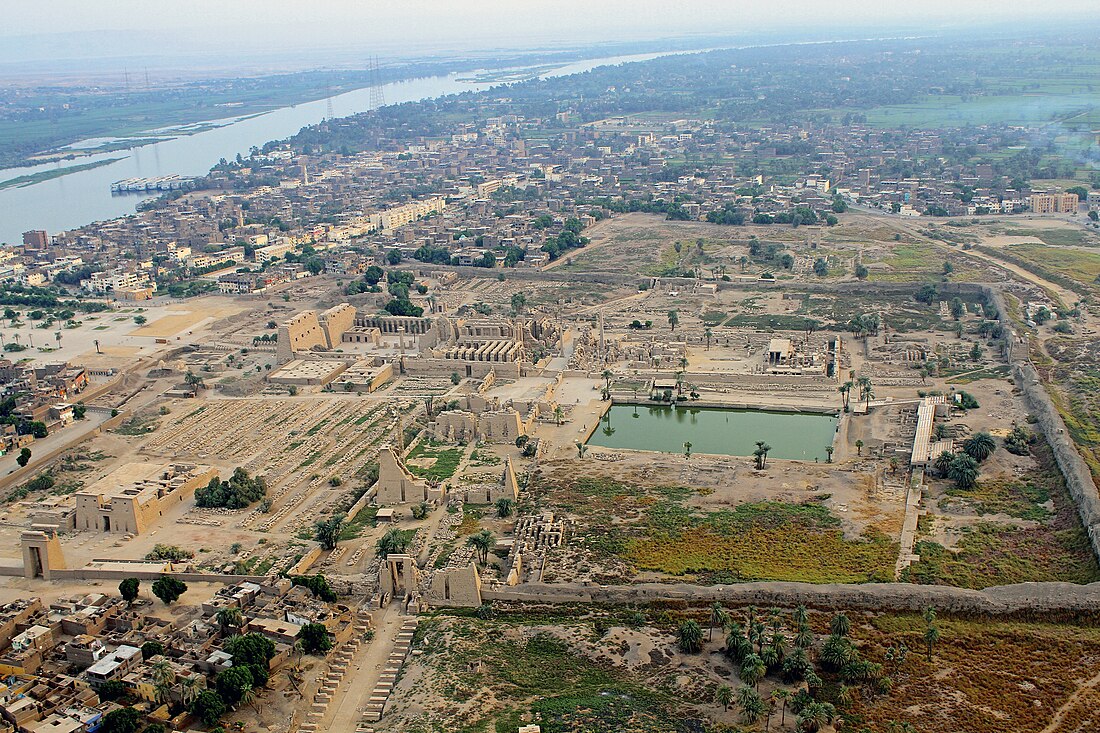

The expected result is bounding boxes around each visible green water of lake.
[586,404,839,461]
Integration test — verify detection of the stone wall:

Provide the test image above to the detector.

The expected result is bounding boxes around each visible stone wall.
[482,579,1100,616]
[1014,361,1100,555]
[984,283,1100,560]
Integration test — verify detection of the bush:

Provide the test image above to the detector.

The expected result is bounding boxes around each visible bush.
[145,544,194,562]
[141,640,165,660]
[290,574,338,602]
[195,467,267,509]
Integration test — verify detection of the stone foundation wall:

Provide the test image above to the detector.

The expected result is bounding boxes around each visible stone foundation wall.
[483,579,1100,616]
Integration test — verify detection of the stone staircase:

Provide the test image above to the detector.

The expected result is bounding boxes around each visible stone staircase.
[361,617,419,725]
[295,611,373,733]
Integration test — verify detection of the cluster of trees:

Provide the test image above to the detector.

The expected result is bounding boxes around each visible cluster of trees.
[705,204,747,225]
[145,543,195,562]
[541,218,589,260]
[345,265,386,294]
[383,270,424,317]
[290,573,339,602]
[932,431,996,488]
[689,605,920,730]
[752,206,837,227]
[195,467,268,510]
[0,394,49,439]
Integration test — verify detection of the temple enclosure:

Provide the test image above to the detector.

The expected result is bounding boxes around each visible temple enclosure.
[3,211,1100,733]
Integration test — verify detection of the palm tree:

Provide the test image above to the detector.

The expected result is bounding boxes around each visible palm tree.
[962,431,996,462]
[494,497,515,518]
[575,442,588,458]
[683,441,692,459]
[150,659,175,704]
[238,684,256,712]
[825,446,834,463]
[704,327,713,350]
[773,689,791,726]
[923,606,940,662]
[740,652,766,689]
[667,310,679,332]
[725,624,753,663]
[375,527,411,559]
[466,529,494,565]
[601,369,613,395]
[934,450,955,477]
[315,516,344,551]
[855,439,864,455]
[179,675,201,707]
[820,635,853,670]
[760,644,780,671]
[677,619,704,653]
[857,376,873,410]
[795,623,813,650]
[737,687,765,724]
[216,607,244,636]
[797,701,837,732]
[708,602,729,642]
[739,255,748,272]
[54,331,61,349]
[838,381,853,411]
[753,441,772,468]
[291,639,305,670]
[715,683,734,711]
[830,613,851,637]
[947,454,980,489]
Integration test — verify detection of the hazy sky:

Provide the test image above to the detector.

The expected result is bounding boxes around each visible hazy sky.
[5,0,1095,56]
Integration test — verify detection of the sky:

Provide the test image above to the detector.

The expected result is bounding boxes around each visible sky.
[2,0,1095,66]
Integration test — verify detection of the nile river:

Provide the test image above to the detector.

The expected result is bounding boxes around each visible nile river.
[0,51,688,244]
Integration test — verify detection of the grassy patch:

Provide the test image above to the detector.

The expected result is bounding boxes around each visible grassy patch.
[114,415,158,435]
[457,505,484,536]
[340,505,379,540]
[625,502,897,583]
[851,614,1100,733]
[407,439,464,482]
[940,475,1052,521]
[418,620,685,733]
[1000,227,1092,247]
[945,365,1013,384]
[724,313,822,331]
[540,476,896,584]
[908,443,1100,588]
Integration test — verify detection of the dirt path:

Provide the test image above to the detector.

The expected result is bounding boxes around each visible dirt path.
[1039,668,1100,733]
[541,217,618,271]
[324,602,406,731]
